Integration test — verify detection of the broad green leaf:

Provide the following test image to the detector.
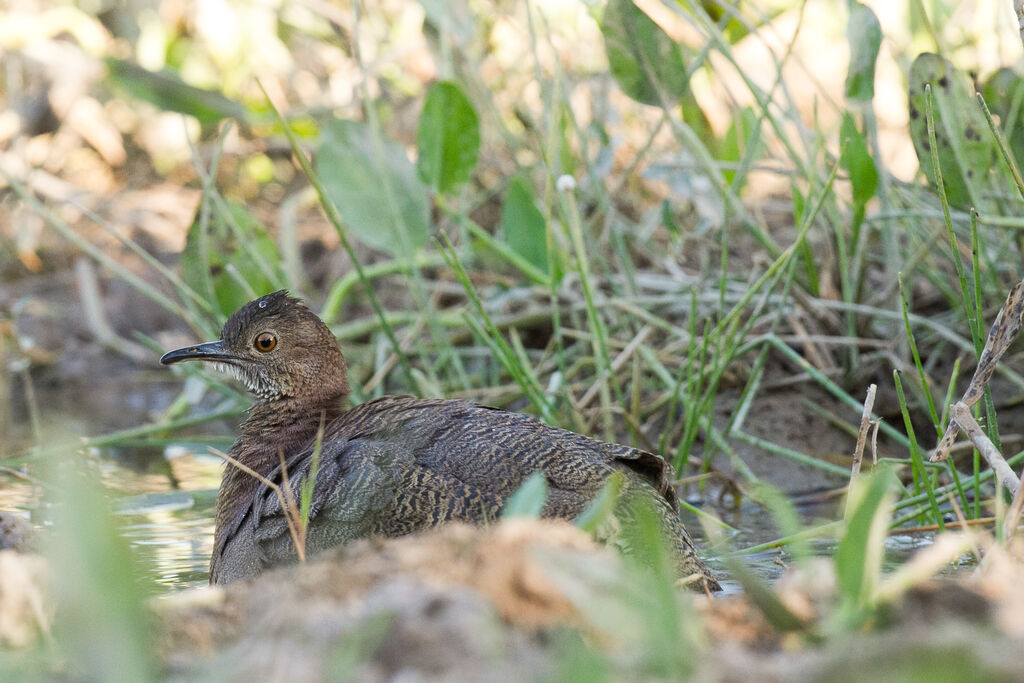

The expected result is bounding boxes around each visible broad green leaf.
[699,0,755,44]
[417,81,480,195]
[600,0,690,106]
[501,176,549,276]
[105,58,247,125]
[316,119,430,258]
[681,91,715,147]
[845,4,882,102]
[982,67,1024,175]
[908,53,994,209]
[840,113,878,207]
[835,465,900,606]
[502,471,549,519]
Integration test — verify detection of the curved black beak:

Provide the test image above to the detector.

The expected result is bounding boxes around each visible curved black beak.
[160,340,233,365]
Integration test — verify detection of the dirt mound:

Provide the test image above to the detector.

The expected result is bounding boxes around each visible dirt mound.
[156,520,616,680]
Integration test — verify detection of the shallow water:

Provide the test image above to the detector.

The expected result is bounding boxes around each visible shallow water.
[1,443,787,590]
[0,445,222,590]
[108,449,222,589]
[1,440,941,592]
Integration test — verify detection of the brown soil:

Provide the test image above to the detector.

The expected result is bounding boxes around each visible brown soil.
[146,520,1024,682]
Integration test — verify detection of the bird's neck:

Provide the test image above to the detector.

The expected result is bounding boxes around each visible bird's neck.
[214,392,348,533]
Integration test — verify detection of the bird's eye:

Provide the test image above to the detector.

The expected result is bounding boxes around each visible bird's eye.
[254,333,277,352]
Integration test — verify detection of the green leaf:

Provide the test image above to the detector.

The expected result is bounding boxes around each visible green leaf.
[501,176,549,277]
[845,4,882,102]
[181,201,285,317]
[502,471,549,519]
[791,181,805,227]
[908,53,994,209]
[836,465,900,607]
[557,106,577,177]
[181,213,219,317]
[105,58,247,125]
[416,81,480,195]
[748,482,810,562]
[316,119,430,259]
[700,0,755,44]
[574,472,624,533]
[791,181,818,294]
[719,107,762,185]
[48,451,156,680]
[300,428,324,532]
[724,557,813,635]
[661,200,681,239]
[600,0,690,106]
[982,67,1024,175]
[840,113,878,207]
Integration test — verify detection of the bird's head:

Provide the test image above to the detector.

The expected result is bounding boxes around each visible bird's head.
[160,290,349,403]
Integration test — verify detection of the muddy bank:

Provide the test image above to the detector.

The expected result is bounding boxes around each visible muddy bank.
[30,520,1020,681]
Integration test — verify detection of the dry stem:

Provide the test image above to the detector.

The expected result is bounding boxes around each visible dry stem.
[1003,475,1024,544]
[209,447,307,562]
[846,384,877,517]
[949,402,1020,496]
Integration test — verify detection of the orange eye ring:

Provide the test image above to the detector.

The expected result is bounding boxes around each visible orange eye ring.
[254,332,277,352]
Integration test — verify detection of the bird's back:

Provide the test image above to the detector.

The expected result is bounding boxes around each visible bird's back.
[214,396,718,590]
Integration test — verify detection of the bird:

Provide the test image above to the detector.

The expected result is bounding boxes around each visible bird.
[160,290,719,590]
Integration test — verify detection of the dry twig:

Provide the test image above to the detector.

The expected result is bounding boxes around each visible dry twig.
[1018,0,1024,51]
[948,403,1020,496]
[1003,476,1024,544]
[846,384,877,517]
[947,490,981,562]
[209,447,307,562]
[931,278,1024,496]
